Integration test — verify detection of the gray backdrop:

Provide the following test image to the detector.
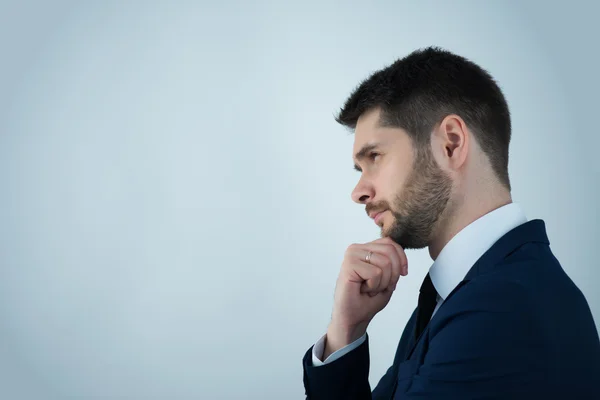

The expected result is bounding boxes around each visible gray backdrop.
[1,1,598,399]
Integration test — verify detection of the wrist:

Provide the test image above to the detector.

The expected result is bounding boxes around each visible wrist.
[323,322,368,360]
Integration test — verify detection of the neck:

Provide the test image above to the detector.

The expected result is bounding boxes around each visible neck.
[428,186,512,260]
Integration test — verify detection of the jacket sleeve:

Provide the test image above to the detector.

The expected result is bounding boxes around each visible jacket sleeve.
[302,309,418,400]
[302,333,372,400]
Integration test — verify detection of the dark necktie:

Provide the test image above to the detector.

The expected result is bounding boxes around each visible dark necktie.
[415,273,438,340]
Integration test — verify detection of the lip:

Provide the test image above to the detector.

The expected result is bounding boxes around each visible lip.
[373,211,386,224]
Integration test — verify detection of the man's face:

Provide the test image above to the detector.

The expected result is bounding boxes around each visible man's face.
[351,108,453,249]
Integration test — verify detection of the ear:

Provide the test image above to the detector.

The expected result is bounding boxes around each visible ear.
[431,114,469,172]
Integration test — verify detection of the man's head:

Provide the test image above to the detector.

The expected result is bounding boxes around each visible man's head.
[342,47,511,250]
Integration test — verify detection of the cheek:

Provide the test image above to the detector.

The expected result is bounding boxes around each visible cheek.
[384,166,410,192]
[378,169,408,203]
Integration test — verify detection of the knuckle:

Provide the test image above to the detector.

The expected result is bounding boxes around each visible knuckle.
[347,243,359,252]
[384,244,397,256]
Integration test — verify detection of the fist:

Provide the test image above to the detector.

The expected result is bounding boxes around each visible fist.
[324,237,408,357]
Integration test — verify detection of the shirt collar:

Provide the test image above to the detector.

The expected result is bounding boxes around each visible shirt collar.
[429,202,528,300]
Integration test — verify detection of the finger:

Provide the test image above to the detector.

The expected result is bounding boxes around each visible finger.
[378,237,408,275]
[349,261,383,294]
[362,283,391,297]
[361,242,402,289]
[374,237,408,276]
[361,282,378,297]
[367,242,402,289]
[352,249,391,292]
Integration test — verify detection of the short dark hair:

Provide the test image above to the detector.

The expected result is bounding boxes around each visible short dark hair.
[336,46,512,191]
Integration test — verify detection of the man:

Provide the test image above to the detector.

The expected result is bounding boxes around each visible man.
[302,47,600,399]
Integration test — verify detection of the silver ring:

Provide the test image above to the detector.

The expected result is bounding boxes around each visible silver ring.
[365,250,373,264]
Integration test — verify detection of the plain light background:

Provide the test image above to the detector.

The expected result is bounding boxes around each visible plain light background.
[0,1,598,399]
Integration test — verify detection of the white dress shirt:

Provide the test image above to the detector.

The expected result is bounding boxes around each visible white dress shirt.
[312,202,528,366]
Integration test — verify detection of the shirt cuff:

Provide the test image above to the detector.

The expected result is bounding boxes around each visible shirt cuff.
[311,332,367,367]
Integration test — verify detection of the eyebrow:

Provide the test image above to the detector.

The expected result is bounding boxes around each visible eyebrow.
[353,143,381,172]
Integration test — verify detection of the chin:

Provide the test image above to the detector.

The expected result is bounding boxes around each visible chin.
[380,226,391,238]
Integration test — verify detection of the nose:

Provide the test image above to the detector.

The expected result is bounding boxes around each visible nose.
[351,178,374,204]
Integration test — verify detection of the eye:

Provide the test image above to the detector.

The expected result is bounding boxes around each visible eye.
[369,152,380,161]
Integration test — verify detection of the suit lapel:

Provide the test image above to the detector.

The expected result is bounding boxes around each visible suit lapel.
[403,280,470,361]
[401,219,549,363]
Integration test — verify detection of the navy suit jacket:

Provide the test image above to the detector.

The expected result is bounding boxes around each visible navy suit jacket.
[302,220,600,399]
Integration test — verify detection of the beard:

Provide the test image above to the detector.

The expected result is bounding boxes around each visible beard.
[382,147,453,249]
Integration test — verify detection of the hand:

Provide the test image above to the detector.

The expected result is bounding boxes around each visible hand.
[323,237,408,359]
